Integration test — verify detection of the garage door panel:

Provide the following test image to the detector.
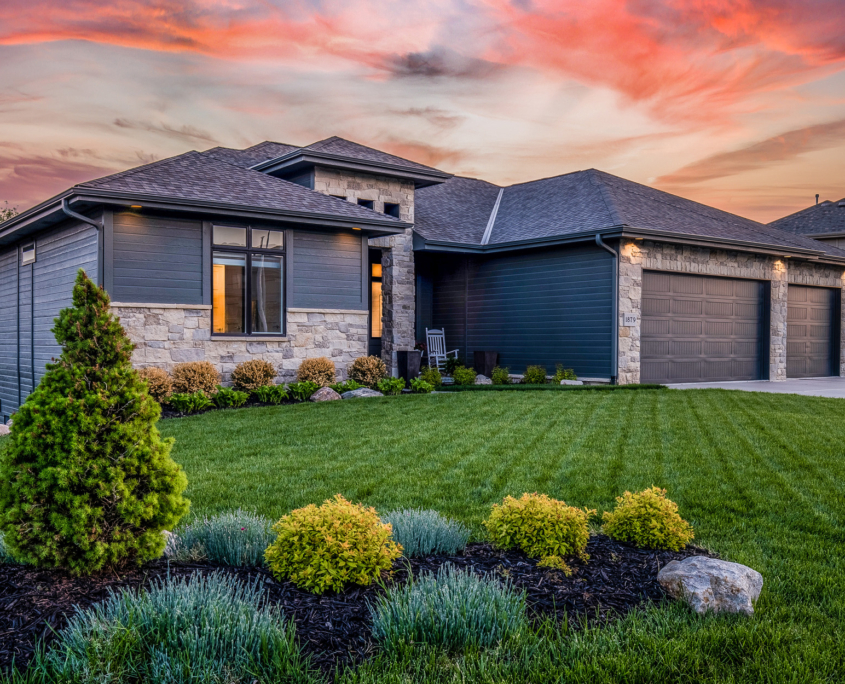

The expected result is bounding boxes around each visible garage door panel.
[641,272,764,384]
[786,285,837,378]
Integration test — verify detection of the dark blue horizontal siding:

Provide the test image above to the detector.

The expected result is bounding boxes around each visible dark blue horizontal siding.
[112,212,203,304]
[292,230,364,309]
[0,248,18,421]
[420,243,613,377]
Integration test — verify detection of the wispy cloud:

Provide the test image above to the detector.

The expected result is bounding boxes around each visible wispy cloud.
[388,106,463,129]
[113,118,219,145]
[658,118,845,185]
[379,48,503,80]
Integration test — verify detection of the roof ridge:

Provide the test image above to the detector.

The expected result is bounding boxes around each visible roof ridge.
[589,169,625,227]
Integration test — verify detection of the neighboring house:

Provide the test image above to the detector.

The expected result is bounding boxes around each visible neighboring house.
[1,136,843,421]
[770,197,845,249]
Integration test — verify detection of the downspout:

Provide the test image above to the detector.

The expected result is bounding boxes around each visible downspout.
[595,234,618,384]
[61,198,103,231]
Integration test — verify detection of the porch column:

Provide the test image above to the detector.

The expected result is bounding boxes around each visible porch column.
[769,259,788,381]
[617,239,643,385]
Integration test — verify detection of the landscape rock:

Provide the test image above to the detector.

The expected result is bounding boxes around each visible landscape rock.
[341,387,384,399]
[560,379,584,385]
[310,387,342,402]
[658,556,763,615]
[475,374,493,385]
[0,424,9,436]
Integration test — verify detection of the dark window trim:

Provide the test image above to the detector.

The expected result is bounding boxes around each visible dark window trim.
[369,251,383,341]
[211,224,287,337]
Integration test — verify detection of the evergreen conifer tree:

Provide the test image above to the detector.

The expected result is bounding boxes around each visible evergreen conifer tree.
[0,270,189,574]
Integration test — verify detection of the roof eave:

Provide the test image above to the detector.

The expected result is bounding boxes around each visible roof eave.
[414,227,625,253]
[253,152,452,188]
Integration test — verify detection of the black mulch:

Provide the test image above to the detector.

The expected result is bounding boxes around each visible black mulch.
[0,535,714,675]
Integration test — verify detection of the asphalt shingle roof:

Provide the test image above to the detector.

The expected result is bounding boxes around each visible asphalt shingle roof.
[79,151,402,223]
[302,136,444,174]
[769,199,845,236]
[416,169,845,258]
[202,142,300,168]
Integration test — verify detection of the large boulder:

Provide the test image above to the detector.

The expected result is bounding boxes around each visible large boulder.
[341,387,384,399]
[560,379,583,385]
[310,387,341,402]
[475,374,493,385]
[658,556,763,616]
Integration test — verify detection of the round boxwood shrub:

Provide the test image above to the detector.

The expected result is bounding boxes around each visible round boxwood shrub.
[349,355,388,388]
[452,366,477,385]
[419,365,442,387]
[137,366,173,403]
[370,563,526,652]
[0,270,189,575]
[483,493,594,567]
[230,359,276,392]
[172,360,220,395]
[522,365,548,384]
[601,486,694,551]
[296,357,337,386]
[265,494,401,593]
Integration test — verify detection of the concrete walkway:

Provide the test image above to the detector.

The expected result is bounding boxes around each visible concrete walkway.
[666,377,845,398]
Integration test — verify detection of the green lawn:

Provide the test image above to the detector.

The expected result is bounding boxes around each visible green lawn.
[153,389,845,683]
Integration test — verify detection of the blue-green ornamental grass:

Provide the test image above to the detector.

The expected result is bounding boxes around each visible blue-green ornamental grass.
[0,531,16,564]
[36,571,316,684]
[165,509,274,566]
[370,564,527,652]
[382,509,471,557]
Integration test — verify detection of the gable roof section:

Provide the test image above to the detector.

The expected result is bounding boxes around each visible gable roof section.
[253,135,452,187]
[769,199,845,236]
[416,169,845,261]
[413,176,502,244]
[202,141,300,168]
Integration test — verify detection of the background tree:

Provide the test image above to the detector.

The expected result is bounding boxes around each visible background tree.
[0,270,189,574]
[0,201,18,222]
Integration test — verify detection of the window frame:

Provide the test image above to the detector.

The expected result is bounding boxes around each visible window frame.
[369,258,383,340]
[211,224,287,337]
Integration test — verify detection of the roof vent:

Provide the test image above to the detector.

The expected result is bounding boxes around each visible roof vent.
[839,200,845,207]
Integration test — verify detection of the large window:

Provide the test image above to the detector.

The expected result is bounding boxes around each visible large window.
[213,225,285,335]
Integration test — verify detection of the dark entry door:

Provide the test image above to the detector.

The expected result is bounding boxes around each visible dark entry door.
[787,286,837,378]
[641,271,765,384]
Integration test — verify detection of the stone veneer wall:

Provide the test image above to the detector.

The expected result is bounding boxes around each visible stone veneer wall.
[113,304,368,383]
[617,239,845,384]
[311,167,417,374]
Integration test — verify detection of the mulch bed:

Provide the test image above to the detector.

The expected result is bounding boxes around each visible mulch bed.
[0,535,713,675]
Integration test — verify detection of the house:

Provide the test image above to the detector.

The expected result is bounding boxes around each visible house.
[1,136,843,421]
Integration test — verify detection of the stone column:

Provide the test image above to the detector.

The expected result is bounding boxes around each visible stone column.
[617,239,643,385]
[769,259,788,381]
[372,228,416,375]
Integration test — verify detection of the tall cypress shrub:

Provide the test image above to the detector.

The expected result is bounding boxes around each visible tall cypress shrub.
[0,270,189,574]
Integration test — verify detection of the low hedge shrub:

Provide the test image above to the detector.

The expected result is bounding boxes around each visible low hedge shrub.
[410,378,434,394]
[39,571,313,683]
[137,367,173,402]
[377,377,406,395]
[419,366,442,387]
[231,359,276,392]
[349,356,388,388]
[552,364,577,382]
[444,357,461,375]
[212,386,249,409]
[167,390,214,414]
[264,495,401,593]
[165,510,275,566]
[382,509,471,557]
[602,486,694,551]
[491,366,511,385]
[452,366,477,385]
[172,361,220,395]
[522,365,548,384]
[297,357,336,386]
[483,493,594,569]
[331,379,363,394]
[252,384,289,404]
[288,381,319,401]
[370,564,527,652]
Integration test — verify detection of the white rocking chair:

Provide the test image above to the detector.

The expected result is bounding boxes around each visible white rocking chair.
[425,328,459,373]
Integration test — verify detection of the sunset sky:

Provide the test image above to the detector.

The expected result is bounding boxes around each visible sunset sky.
[1,0,844,223]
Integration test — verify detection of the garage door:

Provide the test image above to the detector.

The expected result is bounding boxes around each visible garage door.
[641,272,765,384]
[787,286,838,378]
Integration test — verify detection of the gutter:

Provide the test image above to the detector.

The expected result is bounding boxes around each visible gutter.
[62,198,102,230]
[595,234,619,384]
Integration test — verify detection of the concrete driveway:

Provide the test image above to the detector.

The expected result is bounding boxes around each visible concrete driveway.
[666,376,845,398]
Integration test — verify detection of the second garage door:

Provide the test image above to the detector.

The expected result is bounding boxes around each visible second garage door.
[787,285,838,378]
[641,272,765,384]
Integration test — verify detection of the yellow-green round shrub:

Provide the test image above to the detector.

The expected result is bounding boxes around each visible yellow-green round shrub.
[601,487,694,551]
[348,356,387,388]
[137,367,173,403]
[231,359,276,392]
[171,361,220,395]
[483,493,594,562]
[265,495,402,594]
[296,357,336,386]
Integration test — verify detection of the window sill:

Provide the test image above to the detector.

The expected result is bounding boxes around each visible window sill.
[211,336,289,342]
